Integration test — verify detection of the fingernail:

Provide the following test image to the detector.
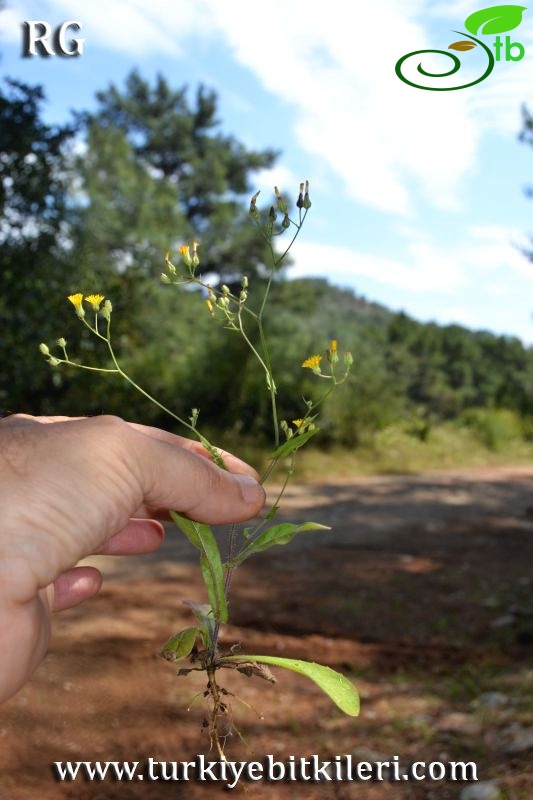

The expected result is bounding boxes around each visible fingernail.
[235,474,264,505]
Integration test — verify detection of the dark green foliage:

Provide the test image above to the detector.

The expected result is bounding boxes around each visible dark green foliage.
[0,79,76,414]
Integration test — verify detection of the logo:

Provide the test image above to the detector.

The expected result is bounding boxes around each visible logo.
[395,4,526,90]
[21,21,84,57]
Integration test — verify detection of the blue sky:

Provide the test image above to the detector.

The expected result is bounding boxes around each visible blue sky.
[2,0,533,341]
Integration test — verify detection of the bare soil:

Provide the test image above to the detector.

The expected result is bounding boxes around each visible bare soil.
[2,466,533,799]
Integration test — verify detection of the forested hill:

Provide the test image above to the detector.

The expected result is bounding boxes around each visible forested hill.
[263,277,533,446]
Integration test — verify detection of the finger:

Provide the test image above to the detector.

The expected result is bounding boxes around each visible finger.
[52,566,102,612]
[125,422,260,480]
[128,426,266,525]
[97,518,164,555]
[0,413,87,429]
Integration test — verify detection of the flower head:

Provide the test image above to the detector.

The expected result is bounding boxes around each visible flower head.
[85,293,105,312]
[330,339,337,353]
[292,419,304,428]
[67,293,85,319]
[67,293,83,308]
[301,354,322,370]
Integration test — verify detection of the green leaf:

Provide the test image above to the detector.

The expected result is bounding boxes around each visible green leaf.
[231,521,330,566]
[465,4,526,35]
[272,428,319,458]
[171,512,228,623]
[183,600,215,646]
[220,655,360,716]
[160,627,198,661]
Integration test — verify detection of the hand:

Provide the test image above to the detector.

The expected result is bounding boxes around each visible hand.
[0,414,265,702]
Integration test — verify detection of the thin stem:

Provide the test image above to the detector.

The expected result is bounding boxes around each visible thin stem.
[257,317,279,448]
[103,318,201,438]
[57,359,119,374]
[236,309,270,378]
[239,454,296,550]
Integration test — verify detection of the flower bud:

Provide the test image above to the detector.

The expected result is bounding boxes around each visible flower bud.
[221,284,230,296]
[39,343,50,356]
[241,275,248,289]
[161,273,171,284]
[239,290,248,303]
[282,213,290,229]
[48,356,61,367]
[296,182,305,209]
[274,186,287,214]
[344,351,353,367]
[303,179,312,209]
[57,338,67,348]
[249,190,260,219]
[101,299,113,321]
[269,205,277,222]
[191,241,200,269]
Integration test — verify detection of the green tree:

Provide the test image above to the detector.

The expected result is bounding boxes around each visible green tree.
[0,79,75,414]
[75,70,277,287]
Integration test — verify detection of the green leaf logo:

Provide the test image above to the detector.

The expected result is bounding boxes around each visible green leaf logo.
[465,4,527,35]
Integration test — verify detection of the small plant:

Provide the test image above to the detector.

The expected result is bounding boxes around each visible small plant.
[40,181,359,756]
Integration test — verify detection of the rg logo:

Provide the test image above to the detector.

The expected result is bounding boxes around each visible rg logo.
[21,21,84,57]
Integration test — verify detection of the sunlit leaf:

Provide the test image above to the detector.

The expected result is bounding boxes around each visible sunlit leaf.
[220,655,360,716]
[272,427,319,458]
[448,40,477,50]
[160,627,198,662]
[465,4,526,35]
[171,512,228,623]
[230,521,330,566]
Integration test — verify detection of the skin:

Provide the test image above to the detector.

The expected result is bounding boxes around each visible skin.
[0,414,266,703]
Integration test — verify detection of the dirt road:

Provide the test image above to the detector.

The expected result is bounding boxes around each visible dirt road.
[2,467,533,799]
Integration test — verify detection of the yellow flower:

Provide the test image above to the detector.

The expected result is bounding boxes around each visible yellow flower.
[67,293,85,318]
[205,299,214,315]
[85,293,105,311]
[67,293,83,308]
[179,243,193,268]
[301,354,322,370]
[292,419,304,428]
[330,339,337,353]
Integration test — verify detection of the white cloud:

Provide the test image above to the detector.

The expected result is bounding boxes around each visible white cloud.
[0,4,28,42]
[4,0,531,216]
[290,225,533,294]
[252,164,300,197]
